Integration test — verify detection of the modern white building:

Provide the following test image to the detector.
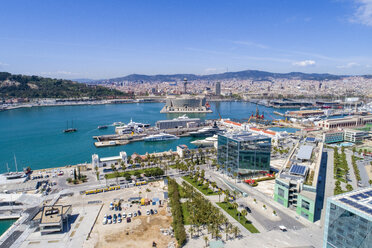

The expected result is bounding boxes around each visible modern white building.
[92,151,127,168]
[344,129,367,143]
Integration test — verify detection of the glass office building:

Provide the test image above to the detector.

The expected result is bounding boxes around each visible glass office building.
[217,132,271,175]
[323,187,372,248]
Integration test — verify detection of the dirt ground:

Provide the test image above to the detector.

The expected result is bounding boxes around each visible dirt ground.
[89,207,176,248]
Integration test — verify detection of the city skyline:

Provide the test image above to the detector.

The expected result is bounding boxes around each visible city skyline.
[1,0,372,79]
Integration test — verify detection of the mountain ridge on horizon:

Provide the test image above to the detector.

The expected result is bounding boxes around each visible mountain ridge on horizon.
[85,69,371,84]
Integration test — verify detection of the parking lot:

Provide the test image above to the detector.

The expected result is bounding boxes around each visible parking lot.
[82,181,176,248]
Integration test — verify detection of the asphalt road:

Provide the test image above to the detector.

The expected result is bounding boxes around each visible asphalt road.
[205,169,306,231]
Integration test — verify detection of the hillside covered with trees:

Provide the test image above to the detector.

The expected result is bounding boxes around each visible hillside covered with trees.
[0,72,127,98]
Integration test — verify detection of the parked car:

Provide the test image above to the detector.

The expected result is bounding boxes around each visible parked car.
[122,213,126,218]
[137,210,141,216]
[150,209,154,215]
[146,210,150,215]
[128,213,132,218]
[133,212,137,217]
[127,217,131,223]
[154,209,158,214]
[245,206,252,213]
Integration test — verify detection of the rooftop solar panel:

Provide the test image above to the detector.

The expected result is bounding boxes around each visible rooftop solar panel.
[289,164,307,176]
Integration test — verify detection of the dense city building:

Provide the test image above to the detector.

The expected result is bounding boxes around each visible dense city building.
[323,187,372,248]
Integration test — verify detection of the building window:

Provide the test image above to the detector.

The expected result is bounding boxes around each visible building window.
[278,188,285,197]
[301,199,310,210]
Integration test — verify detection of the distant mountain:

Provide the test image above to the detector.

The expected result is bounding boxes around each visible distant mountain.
[0,72,128,98]
[93,69,357,84]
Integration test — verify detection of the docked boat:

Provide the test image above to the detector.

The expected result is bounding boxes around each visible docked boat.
[98,125,108,130]
[189,122,219,137]
[191,135,218,148]
[143,133,179,142]
[112,122,124,126]
[4,156,26,180]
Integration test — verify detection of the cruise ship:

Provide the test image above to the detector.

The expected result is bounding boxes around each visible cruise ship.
[143,133,179,142]
[189,122,220,137]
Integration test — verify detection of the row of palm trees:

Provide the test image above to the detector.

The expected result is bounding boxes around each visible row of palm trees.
[181,181,241,243]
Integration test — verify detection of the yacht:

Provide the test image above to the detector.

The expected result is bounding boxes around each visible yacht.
[63,120,77,133]
[112,122,124,126]
[98,125,108,130]
[189,122,219,137]
[143,133,179,142]
[191,135,218,147]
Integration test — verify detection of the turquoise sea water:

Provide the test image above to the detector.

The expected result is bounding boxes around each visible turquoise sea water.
[0,101,288,173]
[0,219,17,237]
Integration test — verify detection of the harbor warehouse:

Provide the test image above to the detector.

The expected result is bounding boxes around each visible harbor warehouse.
[156,116,201,129]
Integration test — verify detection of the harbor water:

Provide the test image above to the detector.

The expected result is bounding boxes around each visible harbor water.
[0,219,17,237]
[0,101,289,173]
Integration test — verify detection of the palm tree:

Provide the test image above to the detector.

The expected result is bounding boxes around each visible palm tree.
[114,170,120,185]
[225,224,230,241]
[227,167,231,176]
[233,172,238,184]
[203,235,209,247]
[211,182,217,192]
[111,164,116,172]
[232,226,240,239]
[232,202,239,217]
[218,191,222,202]
[241,209,247,219]
[120,161,126,171]
[95,171,100,180]
[189,226,194,238]
[104,174,109,186]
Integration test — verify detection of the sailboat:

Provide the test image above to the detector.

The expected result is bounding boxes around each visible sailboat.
[63,120,77,133]
[5,155,26,180]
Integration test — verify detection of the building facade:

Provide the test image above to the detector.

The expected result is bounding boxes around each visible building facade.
[317,115,372,130]
[215,82,221,95]
[92,151,127,168]
[217,132,271,176]
[323,130,344,144]
[323,188,372,248]
[344,129,366,143]
[155,116,201,129]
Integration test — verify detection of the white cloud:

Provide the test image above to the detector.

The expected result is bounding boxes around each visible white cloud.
[0,62,9,67]
[40,71,77,76]
[292,60,316,67]
[204,68,227,74]
[351,0,372,26]
[337,62,360,68]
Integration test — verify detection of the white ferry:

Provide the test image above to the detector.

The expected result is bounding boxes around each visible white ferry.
[143,133,179,142]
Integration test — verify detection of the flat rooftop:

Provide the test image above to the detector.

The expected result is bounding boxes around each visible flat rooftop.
[156,118,200,123]
[331,187,372,218]
[34,205,71,224]
[100,156,121,162]
[296,145,314,160]
[220,132,270,142]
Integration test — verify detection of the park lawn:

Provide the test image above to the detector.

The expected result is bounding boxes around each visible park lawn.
[181,202,192,225]
[182,176,218,195]
[105,167,163,179]
[217,202,260,234]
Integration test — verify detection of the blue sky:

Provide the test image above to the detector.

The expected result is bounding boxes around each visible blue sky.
[0,0,372,79]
